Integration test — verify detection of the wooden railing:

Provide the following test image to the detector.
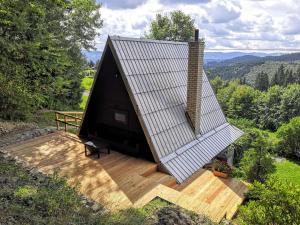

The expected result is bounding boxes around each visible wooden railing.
[55,111,83,132]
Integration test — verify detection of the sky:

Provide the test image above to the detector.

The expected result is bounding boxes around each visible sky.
[93,0,300,52]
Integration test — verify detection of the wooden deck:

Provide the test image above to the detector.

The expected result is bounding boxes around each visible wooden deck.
[3,131,248,223]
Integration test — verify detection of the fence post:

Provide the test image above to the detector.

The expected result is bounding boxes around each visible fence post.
[55,112,60,130]
[64,115,67,132]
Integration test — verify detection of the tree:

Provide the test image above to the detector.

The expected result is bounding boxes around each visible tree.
[279,84,300,123]
[271,64,285,86]
[296,66,300,83]
[227,85,260,120]
[147,10,195,41]
[237,177,300,225]
[277,117,300,158]
[216,80,239,114]
[257,85,284,130]
[255,72,269,91]
[233,130,275,183]
[210,76,225,94]
[285,69,295,85]
[0,0,102,119]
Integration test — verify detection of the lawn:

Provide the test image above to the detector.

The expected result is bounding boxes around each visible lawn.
[81,76,94,91]
[274,159,300,186]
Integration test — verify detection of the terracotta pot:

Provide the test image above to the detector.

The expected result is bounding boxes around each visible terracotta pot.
[213,170,228,178]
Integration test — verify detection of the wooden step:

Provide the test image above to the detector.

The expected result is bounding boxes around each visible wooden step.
[145,172,177,187]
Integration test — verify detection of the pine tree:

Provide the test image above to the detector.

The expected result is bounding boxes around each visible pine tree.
[296,66,300,83]
[285,69,295,86]
[271,64,285,86]
[278,64,286,85]
[255,72,269,91]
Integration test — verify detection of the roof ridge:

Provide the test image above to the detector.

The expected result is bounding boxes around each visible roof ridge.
[109,35,188,45]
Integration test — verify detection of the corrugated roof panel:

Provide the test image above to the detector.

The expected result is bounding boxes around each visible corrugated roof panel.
[163,124,243,183]
[109,36,243,183]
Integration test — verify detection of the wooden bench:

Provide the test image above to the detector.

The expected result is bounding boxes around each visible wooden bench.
[84,140,110,158]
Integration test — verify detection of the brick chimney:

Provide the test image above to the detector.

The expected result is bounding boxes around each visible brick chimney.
[186,29,205,136]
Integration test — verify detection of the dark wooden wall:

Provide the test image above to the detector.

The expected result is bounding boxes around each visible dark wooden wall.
[80,46,153,161]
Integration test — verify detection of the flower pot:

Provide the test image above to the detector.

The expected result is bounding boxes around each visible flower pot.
[213,170,228,178]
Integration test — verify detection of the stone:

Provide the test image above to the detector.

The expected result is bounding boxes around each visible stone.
[91,203,101,212]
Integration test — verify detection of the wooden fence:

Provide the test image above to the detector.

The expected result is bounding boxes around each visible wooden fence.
[55,111,83,132]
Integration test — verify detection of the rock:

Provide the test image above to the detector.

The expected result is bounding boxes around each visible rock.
[154,207,213,225]
[91,203,101,212]
[0,177,8,184]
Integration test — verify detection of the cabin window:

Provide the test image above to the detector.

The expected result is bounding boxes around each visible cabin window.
[114,111,128,124]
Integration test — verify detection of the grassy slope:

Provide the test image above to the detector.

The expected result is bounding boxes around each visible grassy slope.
[80,77,94,110]
[245,60,300,85]
[274,159,300,186]
[81,76,94,91]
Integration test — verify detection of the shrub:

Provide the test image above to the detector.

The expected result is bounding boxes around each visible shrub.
[233,129,275,182]
[237,177,300,225]
[276,117,300,159]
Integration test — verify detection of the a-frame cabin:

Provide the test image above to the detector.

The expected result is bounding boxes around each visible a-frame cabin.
[80,31,243,183]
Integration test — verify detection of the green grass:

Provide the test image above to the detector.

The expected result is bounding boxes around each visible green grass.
[81,76,94,91]
[80,95,88,110]
[274,159,300,186]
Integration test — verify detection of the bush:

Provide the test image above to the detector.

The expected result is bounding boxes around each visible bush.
[233,129,275,182]
[0,75,43,120]
[237,177,300,225]
[276,117,300,158]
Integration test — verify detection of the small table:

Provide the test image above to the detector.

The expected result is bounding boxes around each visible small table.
[84,141,110,158]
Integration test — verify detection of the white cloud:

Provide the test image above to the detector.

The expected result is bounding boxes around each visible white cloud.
[94,0,300,51]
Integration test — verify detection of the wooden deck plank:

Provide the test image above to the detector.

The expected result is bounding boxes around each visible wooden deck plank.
[4,131,248,223]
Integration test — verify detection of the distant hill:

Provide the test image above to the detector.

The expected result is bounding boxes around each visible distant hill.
[82,50,102,63]
[205,52,300,83]
[204,52,276,63]
[82,50,279,64]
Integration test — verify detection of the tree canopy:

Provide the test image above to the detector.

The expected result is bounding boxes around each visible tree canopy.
[147,10,195,41]
[0,0,102,120]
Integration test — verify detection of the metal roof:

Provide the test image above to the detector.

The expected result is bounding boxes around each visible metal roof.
[104,36,243,183]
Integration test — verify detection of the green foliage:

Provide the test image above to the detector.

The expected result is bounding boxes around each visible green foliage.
[0,75,43,120]
[274,159,300,186]
[0,0,102,120]
[277,117,300,158]
[257,85,284,130]
[233,130,275,182]
[100,198,169,225]
[212,160,231,173]
[227,117,257,130]
[0,157,100,225]
[81,76,94,91]
[147,10,195,41]
[254,71,269,91]
[237,177,300,225]
[210,76,225,94]
[206,56,300,86]
[227,85,259,120]
[215,76,300,131]
[15,186,37,199]
[80,95,88,110]
[279,84,300,123]
[216,79,239,112]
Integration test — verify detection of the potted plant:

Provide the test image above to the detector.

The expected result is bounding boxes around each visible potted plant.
[212,160,231,178]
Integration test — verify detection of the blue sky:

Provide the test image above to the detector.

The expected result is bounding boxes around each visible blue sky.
[93,0,300,52]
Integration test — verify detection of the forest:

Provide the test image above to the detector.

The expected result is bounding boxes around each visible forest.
[0,1,300,224]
